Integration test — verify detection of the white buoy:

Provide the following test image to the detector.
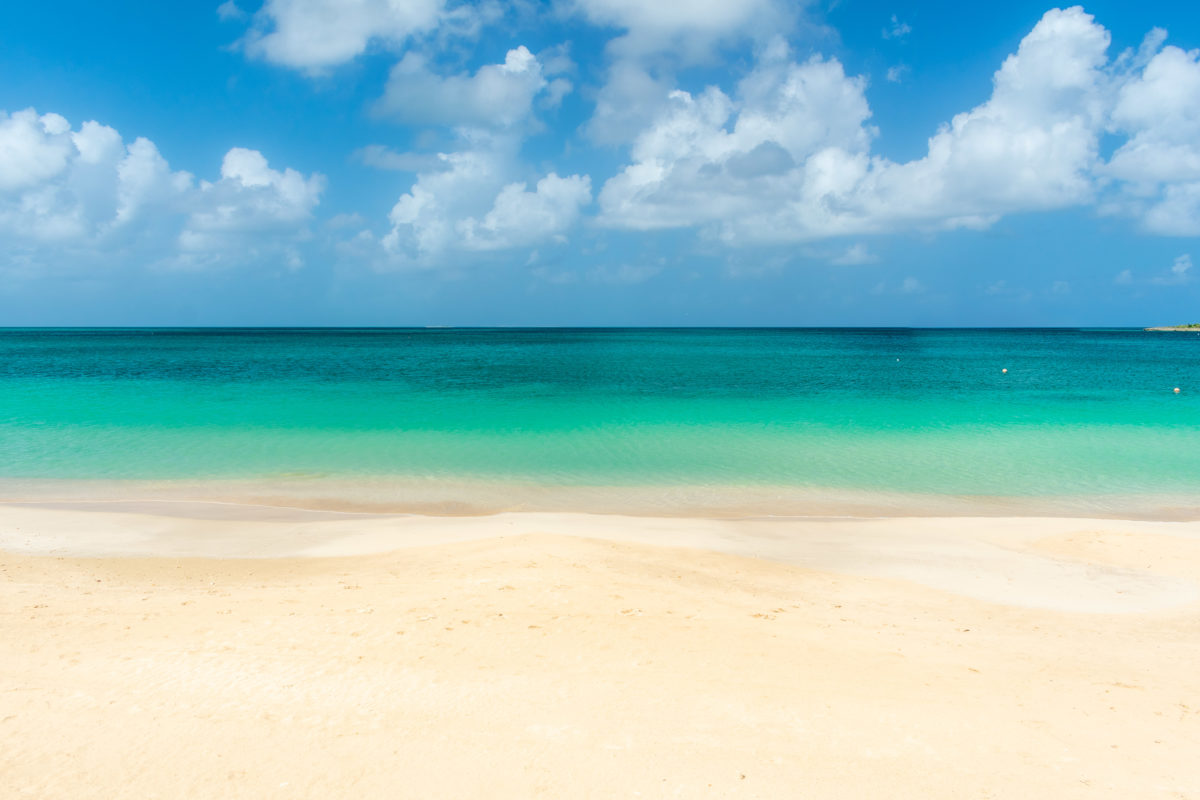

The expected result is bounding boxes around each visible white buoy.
[1002,368,1008,374]
[1174,387,1181,394]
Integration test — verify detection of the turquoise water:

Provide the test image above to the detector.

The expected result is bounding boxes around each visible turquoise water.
[2,328,1199,509]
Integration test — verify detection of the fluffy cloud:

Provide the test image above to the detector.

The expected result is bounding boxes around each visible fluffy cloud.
[241,0,447,71]
[0,109,190,245]
[1107,42,1200,183]
[0,108,323,272]
[460,173,593,250]
[360,43,588,267]
[375,46,549,128]
[176,148,325,266]
[597,43,879,239]
[375,133,591,267]
[1105,41,1200,234]
[574,0,799,145]
[861,6,1109,222]
[247,0,792,72]
[0,110,77,192]
[598,7,1200,243]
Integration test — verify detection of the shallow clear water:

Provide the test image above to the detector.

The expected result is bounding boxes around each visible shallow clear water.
[2,328,1199,507]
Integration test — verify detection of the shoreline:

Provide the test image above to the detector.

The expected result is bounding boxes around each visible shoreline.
[4,476,1200,522]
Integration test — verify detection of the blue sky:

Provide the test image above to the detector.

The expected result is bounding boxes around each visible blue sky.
[2,0,1199,326]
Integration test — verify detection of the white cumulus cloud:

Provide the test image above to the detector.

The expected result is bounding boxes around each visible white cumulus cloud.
[460,173,593,250]
[375,46,550,128]
[375,133,591,268]
[0,110,77,192]
[596,42,879,239]
[0,107,324,272]
[574,0,800,145]
[177,147,325,265]
[241,0,446,71]
[1105,41,1200,234]
[597,6,1200,243]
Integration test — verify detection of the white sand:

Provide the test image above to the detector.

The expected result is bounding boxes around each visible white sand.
[2,503,1199,798]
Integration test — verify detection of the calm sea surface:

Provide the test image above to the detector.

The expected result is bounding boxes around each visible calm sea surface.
[2,328,1199,514]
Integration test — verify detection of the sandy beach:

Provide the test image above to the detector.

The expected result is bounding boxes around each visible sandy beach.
[2,503,1199,798]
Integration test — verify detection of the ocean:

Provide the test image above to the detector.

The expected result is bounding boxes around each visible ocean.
[2,327,1199,517]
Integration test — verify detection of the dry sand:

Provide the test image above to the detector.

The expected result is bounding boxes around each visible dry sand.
[2,503,1200,798]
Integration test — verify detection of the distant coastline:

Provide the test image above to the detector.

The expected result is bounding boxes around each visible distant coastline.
[1145,325,1200,331]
